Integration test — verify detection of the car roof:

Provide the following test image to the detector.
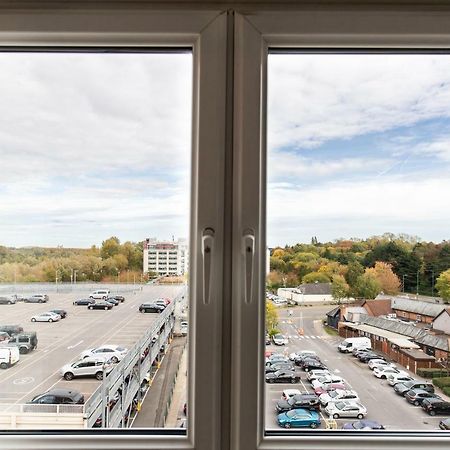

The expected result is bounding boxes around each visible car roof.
[45,389,81,397]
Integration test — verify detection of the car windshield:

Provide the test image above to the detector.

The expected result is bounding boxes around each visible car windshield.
[329,391,338,398]
[353,422,365,429]
[286,409,303,418]
[334,402,346,410]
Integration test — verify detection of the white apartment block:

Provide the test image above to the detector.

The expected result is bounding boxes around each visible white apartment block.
[143,238,188,276]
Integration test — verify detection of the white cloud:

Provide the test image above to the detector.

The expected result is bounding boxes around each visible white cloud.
[268,55,450,151]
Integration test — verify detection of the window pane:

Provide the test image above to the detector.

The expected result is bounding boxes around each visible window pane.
[266,53,450,432]
[0,51,191,430]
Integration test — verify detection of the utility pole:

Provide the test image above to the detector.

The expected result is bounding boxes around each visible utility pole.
[416,270,419,299]
[402,274,407,293]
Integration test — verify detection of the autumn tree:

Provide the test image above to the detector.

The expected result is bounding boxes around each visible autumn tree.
[331,275,350,304]
[366,261,401,295]
[266,301,280,336]
[100,236,121,259]
[302,271,330,284]
[436,269,450,303]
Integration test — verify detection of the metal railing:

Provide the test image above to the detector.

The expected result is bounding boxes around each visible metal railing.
[0,404,84,414]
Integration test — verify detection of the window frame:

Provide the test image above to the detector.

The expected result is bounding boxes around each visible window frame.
[232,7,450,450]
[0,6,228,450]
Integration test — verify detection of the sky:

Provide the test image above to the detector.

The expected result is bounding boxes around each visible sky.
[0,52,449,248]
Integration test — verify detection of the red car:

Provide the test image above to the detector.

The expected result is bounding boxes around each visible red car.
[314,383,346,396]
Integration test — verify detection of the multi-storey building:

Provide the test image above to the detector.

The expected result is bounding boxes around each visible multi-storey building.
[143,238,188,276]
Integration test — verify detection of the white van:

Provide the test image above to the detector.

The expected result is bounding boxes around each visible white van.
[0,346,20,369]
[89,289,111,300]
[338,337,371,353]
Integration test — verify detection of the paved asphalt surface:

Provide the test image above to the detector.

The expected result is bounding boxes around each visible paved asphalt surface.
[265,304,449,431]
[0,285,183,408]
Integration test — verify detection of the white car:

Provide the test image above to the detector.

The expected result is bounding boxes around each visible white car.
[80,345,128,363]
[368,359,396,370]
[89,289,111,300]
[272,297,287,305]
[311,375,345,389]
[272,334,288,345]
[60,356,114,381]
[290,350,316,361]
[281,389,302,400]
[387,373,415,386]
[180,321,188,335]
[373,366,404,379]
[307,369,331,382]
[319,389,359,407]
[31,312,61,322]
[325,400,367,419]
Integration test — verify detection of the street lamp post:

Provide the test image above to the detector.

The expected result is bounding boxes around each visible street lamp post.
[402,274,407,293]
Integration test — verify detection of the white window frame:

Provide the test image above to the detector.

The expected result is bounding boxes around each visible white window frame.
[231,6,450,450]
[0,6,228,450]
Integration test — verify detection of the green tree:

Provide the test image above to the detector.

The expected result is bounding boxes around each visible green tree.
[355,273,381,299]
[100,236,121,259]
[302,271,330,284]
[331,275,349,304]
[436,269,450,303]
[266,301,279,336]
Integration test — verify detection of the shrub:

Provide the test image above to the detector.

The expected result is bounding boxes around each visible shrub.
[443,386,450,397]
[432,377,450,389]
[417,368,450,379]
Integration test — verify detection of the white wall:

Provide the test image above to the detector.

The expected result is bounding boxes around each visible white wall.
[433,312,450,334]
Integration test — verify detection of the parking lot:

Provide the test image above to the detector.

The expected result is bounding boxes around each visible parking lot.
[265,304,449,431]
[0,284,184,408]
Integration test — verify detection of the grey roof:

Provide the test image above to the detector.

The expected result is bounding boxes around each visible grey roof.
[297,282,331,295]
[391,297,446,318]
[359,314,449,352]
[326,306,340,317]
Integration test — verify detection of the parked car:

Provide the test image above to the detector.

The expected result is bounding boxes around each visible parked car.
[373,367,404,379]
[4,332,38,354]
[307,369,331,382]
[50,309,67,319]
[387,373,415,387]
[367,359,395,370]
[31,312,61,322]
[421,398,450,416]
[0,296,16,305]
[180,321,188,335]
[105,297,119,306]
[80,345,128,363]
[294,354,321,366]
[60,357,113,380]
[338,337,371,353]
[265,333,271,345]
[89,289,111,300]
[314,383,346,396]
[265,362,294,373]
[301,360,326,372]
[265,370,300,384]
[28,389,84,405]
[325,400,367,419]
[272,334,288,346]
[24,294,49,303]
[73,298,94,306]
[405,389,441,406]
[342,420,385,430]
[311,375,345,390]
[266,354,289,365]
[276,394,320,413]
[358,352,384,363]
[0,325,23,336]
[282,389,302,400]
[352,347,372,357]
[319,389,359,407]
[0,332,10,343]
[139,303,165,313]
[394,381,434,396]
[290,350,316,361]
[109,295,125,303]
[277,408,320,429]
[439,418,450,430]
[88,301,113,310]
[154,299,168,309]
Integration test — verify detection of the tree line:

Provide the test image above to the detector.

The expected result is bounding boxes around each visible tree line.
[0,237,147,283]
[267,233,450,301]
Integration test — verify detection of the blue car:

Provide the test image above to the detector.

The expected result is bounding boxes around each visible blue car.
[277,408,321,429]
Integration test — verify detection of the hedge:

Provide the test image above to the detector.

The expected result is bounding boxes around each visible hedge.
[417,368,450,379]
[443,387,450,397]
[432,377,450,389]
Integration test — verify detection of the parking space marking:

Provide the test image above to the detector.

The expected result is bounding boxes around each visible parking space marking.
[67,340,84,349]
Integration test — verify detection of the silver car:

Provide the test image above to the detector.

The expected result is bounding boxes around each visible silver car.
[325,400,367,419]
[31,312,61,322]
[60,357,113,381]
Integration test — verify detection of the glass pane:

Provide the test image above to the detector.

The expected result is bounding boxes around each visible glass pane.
[0,51,191,430]
[266,54,450,432]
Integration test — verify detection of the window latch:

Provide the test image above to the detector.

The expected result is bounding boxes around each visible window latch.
[242,229,255,304]
[202,227,215,304]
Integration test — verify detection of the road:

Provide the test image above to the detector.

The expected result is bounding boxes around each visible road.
[265,304,446,431]
[0,285,183,408]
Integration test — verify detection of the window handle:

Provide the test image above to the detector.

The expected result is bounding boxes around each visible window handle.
[242,229,255,304]
[202,227,215,305]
